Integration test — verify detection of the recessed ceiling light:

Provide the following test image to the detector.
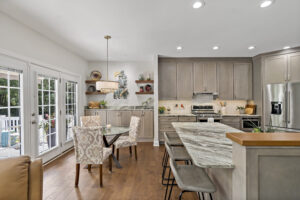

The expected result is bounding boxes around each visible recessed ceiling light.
[283,46,290,50]
[212,46,219,50]
[177,46,183,51]
[260,0,273,8]
[248,46,255,50]
[193,1,204,9]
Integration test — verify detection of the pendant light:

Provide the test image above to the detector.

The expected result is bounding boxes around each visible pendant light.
[96,35,119,93]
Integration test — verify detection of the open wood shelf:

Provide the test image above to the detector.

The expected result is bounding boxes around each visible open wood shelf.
[135,80,154,84]
[85,80,98,84]
[85,91,106,95]
[135,91,154,95]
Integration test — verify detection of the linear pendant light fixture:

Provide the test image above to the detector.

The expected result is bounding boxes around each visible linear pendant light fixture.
[96,35,119,93]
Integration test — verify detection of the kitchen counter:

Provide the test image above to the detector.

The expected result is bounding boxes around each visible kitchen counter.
[172,122,243,168]
[222,114,261,117]
[85,106,153,110]
[159,113,196,117]
[227,132,300,146]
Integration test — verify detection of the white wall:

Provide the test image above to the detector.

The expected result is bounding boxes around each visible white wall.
[0,11,88,115]
[87,61,154,106]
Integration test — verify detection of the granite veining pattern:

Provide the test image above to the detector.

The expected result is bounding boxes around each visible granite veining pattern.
[172,122,243,168]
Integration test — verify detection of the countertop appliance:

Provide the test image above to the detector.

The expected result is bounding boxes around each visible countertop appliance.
[191,105,222,122]
[265,82,300,130]
[241,117,261,132]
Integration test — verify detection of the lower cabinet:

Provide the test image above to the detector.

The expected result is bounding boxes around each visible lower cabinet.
[85,109,154,141]
[221,116,241,130]
[159,116,197,141]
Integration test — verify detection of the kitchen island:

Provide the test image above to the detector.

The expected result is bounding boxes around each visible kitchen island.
[172,122,242,200]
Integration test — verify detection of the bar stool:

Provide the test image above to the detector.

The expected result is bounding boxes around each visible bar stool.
[162,142,191,186]
[162,132,183,167]
[165,159,216,200]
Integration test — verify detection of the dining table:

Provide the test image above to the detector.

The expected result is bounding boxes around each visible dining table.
[102,126,130,169]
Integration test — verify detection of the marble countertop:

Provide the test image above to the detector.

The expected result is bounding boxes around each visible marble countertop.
[172,122,243,168]
[159,113,196,117]
[222,114,261,117]
[85,106,153,110]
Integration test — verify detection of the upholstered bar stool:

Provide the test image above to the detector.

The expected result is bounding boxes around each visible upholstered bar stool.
[162,132,183,167]
[162,142,191,186]
[165,159,216,200]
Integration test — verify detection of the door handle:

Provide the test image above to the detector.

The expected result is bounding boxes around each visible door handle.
[288,91,291,124]
[31,121,37,124]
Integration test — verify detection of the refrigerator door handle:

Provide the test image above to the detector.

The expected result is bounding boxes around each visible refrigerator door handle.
[288,91,291,124]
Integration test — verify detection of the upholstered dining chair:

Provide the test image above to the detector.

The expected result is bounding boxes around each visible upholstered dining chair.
[80,115,101,127]
[114,116,141,161]
[72,126,112,187]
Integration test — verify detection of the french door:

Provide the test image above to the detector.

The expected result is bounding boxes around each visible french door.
[30,65,78,163]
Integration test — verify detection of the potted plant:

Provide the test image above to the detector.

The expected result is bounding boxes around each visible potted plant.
[236,106,245,114]
[158,106,166,114]
[99,100,107,109]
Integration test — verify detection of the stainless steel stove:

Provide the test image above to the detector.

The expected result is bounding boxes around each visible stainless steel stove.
[191,105,222,122]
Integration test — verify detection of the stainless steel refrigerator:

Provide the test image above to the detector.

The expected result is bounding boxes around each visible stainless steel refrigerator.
[265,82,300,130]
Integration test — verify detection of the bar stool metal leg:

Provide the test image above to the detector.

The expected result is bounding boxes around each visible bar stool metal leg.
[202,192,205,200]
[168,178,175,200]
[209,193,213,200]
[164,164,172,200]
[178,190,187,200]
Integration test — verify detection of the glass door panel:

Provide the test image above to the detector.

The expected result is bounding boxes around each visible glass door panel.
[37,76,58,154]
[65,81,77,141]
[0,68,23,158]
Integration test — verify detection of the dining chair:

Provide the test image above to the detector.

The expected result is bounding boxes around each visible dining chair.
[72,126,112,187]
[114,116,140,161]
[80,115,101,127]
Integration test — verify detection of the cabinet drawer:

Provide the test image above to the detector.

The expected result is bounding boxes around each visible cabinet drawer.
[159,116,178,122]
[178,116,197,122]
[221,116,240,123]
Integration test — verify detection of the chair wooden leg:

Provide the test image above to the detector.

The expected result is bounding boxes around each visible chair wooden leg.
[109,155,112,172]
[75,163,80,187]
[117,149,119,160]
[88,164,92,172]
[99,164,103,187]
[129,146,132,156]
[134,145,138,161]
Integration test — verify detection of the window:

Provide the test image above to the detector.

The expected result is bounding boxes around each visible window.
[65,81,77,141]
[0,68,22,158]
[37,76,58,154]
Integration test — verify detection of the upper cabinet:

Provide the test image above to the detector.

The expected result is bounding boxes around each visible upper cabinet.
[194,62,217,94]
[264,55,287,84]
[288,52,300,82]
[158,61,177,100]
[158,58,252,100]
[218,62,234,100]
[234,63,252,100]
[177,62,193,100]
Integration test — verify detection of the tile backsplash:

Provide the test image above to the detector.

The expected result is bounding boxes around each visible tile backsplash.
[159,100,248,115]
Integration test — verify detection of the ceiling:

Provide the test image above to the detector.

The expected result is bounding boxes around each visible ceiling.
[0,0,300,61]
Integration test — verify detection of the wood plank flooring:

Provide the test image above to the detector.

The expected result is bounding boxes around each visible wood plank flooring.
[43,142,198,200]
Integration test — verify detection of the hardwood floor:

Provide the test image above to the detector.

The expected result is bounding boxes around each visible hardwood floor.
[43,142,198,200]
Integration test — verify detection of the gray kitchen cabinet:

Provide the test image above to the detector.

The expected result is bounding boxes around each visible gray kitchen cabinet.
[221,116,241,130]
[120,111,132,126]
[177,62,193,99]
[234,63,252,100]
[158,61,177,100]
[288,52,300,82]
[218,62,234,100]
[193,62,217,94]
[132,110,154,140]
[107,110,122,126]
[264,55,287,84]
[84,109,107,126]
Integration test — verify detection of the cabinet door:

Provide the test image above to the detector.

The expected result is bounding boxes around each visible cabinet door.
[158,61,177,100]
[143,110,154,139]
[120,111,132,126]
[264,55,287,84]
[203,62,217,93]
[193,62,204,93]
[288,52,300,82]
[94,110,107,126]
[234,63,252,100]
[177,62,193,99]
[218,62,234,100]
[107,111,121,126]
